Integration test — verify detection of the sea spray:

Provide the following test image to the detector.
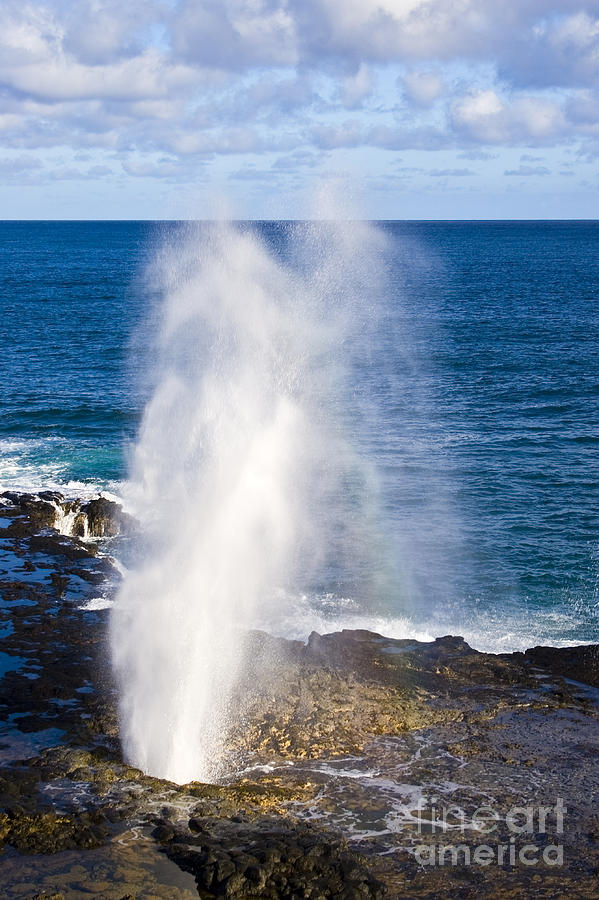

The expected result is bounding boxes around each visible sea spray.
[110,219,388,783]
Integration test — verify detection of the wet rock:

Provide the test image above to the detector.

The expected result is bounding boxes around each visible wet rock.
[2,491,37,506]
[1,492,58,531]
[222,629,538,764]
[0,808,109,854]
[163,816,387,899]
[23,894,65,900]
[50,572,69,596]
[153,822,176,843]
[1,489,134,540]
[80,497,134,538]
[29,533,98,560]
[522,643,599,688]
[1,502,599,900]
[37,491,66,505]
[0,766,41,813]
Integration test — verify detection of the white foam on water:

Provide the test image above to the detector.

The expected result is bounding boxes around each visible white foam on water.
[0,437,125,503]
[78,597,114,612]
[247,586,596,653]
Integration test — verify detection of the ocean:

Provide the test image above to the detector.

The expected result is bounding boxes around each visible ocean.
[0,220,597,653]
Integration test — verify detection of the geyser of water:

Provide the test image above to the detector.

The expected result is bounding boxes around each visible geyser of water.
[111,219,387,784]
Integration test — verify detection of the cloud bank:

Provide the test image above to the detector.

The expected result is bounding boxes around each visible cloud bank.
[1,1,598,212]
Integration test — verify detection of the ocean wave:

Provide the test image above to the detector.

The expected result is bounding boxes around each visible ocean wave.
[249,590,596,654]
[0,437,124,502]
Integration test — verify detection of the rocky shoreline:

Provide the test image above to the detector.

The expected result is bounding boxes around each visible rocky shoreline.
[0,491,598,898]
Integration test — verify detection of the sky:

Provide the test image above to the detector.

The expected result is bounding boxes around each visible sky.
[1,0,599,219]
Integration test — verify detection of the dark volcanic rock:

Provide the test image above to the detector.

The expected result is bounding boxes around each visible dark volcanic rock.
[523,643,599,688]
[0,808,109,854]
[161,817,387,899]
[1,492,58,531]
[37,491,67,504]
[1,489,135,540]
[1,492,599,898]
[29,532,98,559]
[79,497,135,538]
[222,629,538,763]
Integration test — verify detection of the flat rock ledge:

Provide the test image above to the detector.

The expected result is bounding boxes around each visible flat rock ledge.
[0,492,598,898]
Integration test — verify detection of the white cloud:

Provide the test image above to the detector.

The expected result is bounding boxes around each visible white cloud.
[402,71,445,107]
[451,90,567,145]
[121,155,202,181]
[4,52,197,103]
[458,149,498,160]
[60,0,163,65]
[429,167,475,176]
[170,0,299,69]
[272,149,324,169]
[311,121,448,150]
[501,11,599,89]
[0,154,43,172]
[504,165,551,175]
[341,63,372,109]
[1,0,599,195]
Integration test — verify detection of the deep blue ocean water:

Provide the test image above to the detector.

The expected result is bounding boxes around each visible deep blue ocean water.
[0,220,597,651]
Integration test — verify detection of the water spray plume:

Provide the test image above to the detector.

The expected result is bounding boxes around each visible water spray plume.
[110,219,387,784]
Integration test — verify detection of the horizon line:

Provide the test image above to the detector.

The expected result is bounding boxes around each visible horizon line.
[1,217,599,224]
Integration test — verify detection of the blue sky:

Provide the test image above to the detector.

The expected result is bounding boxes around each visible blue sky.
[1,0,599,218]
